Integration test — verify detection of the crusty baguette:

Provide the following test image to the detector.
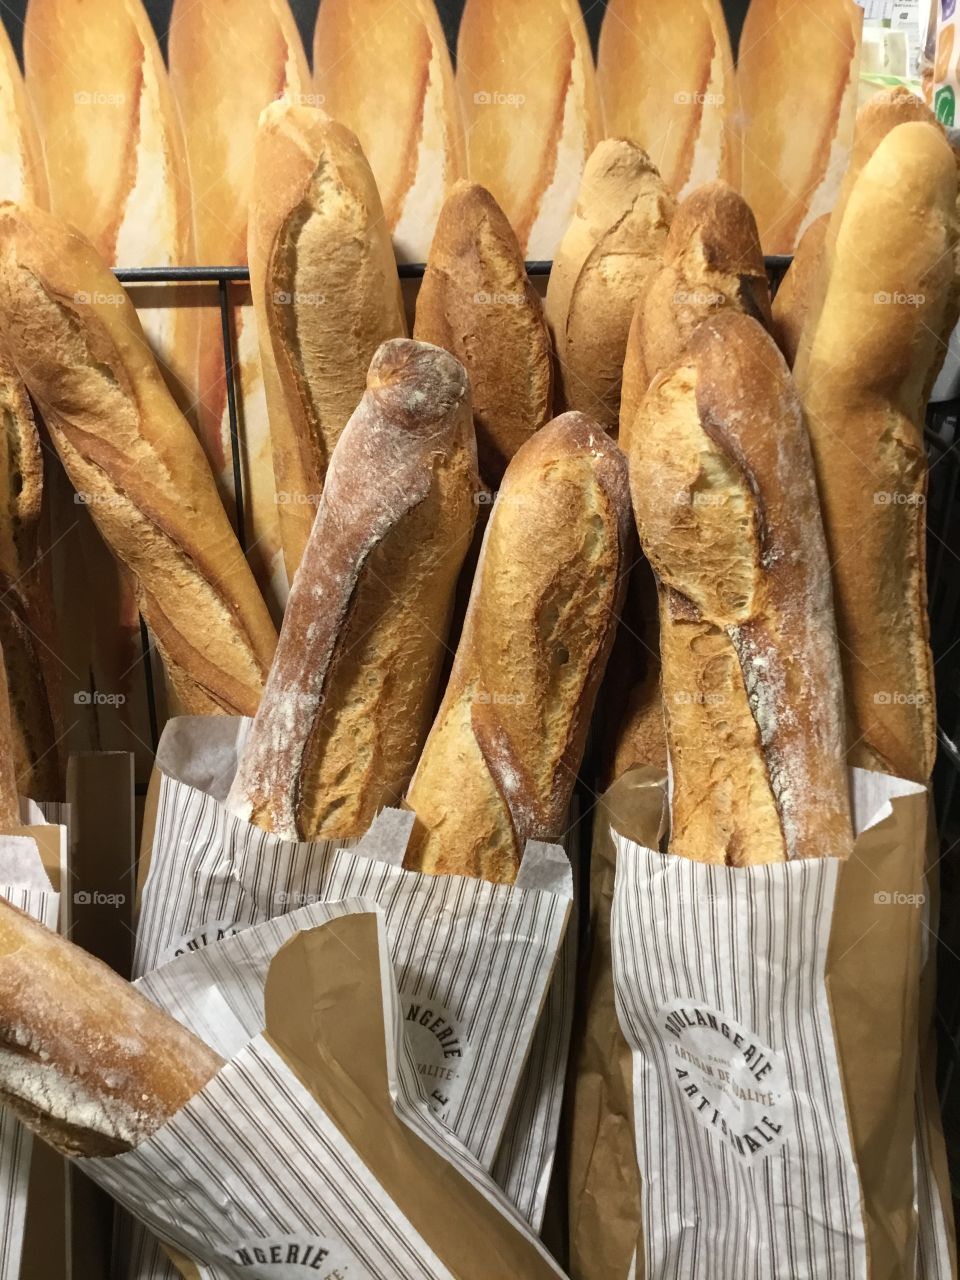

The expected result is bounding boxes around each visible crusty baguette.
[313,0,466,263]
[414,181,554,485]
[0,897,222,1158]
[169,0,312,619]
[776,89,944,370]
[598,0,740,197]
[0,20,47,208]
[405,412,632,884]
[629,312,853,864]
[0,351,63,800]
[793,123,959,783]
[771,215,828,367]
[24,0,197,405]
[0,647,19,828]
[738,0,863,253]
[0,203,278,718]
[545,140,675,431]
[619,179,771,449]
[228,340,477,841]
[456,0,601,260]
[249,102,408,581]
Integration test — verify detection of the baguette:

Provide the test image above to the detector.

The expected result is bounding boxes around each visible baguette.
[0,21,47,208]
[249,102,408,581]
[628,312,852,864]
[0,203,278,718]
[619,179,771,449]
[228,340,477,842]
[793,123,959,783]
[456,0,601,260]
[738,0,863,253]
[0,351,63,799]
[168,0,312,618]
[0,648,19,828]
[24,0,197,406]
[598,0,740,197]
[414,181,554,486]
[0,897,222,1158]
[776,89,944,369]
[405,412,632,884]
[313,0,466,263]
[545,140,675,431]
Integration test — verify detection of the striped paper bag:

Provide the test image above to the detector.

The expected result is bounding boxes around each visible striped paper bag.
[124,715,574,1277]
[88,902,569,1280]
[608,768,935,1280]
[0,799,67,1280]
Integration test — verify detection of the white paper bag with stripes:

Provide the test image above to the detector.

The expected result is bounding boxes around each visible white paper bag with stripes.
[126,716,573,1275]
[610,768,933,1280]
[0,799,66,1280]
[90,900,569,1280]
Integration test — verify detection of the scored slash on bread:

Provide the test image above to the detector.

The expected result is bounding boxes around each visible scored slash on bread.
[628,312,853,865]
[404,412,633,885]
[545,139,676,433]
[249,102,408,583]
[793,122,960,784]
[0,203,278,719]
[414,181,554,487]
[0,897,222,1159]
[227,339,478,842]
[456,0,601,261]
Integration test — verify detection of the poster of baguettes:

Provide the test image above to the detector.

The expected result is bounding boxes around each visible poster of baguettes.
[0,0,867,769]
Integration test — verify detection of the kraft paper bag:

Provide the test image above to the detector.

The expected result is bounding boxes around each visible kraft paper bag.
[88,902,570,1279]
[125,716,574,1277]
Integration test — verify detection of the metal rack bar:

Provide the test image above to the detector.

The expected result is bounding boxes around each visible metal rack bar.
[219,279,246,551]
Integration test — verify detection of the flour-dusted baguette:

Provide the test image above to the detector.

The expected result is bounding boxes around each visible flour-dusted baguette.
[0,352,63,800]
[249,102,408,581]
[775,88,943,369]
[228,340,477,841]
[793,123,959,783]
[738,0,863,254]
[313,0,466,263]
[24,0,197,404]
[0,204,278,718]
[414,182,553,486]
[0,898,222,1158]
[629,312,853,864]
[545,141,675,431]
[456,0,601,261]
[619,179,771,448]
[0,21,47,208]
[169,0,312,619]
[405,412,632,884]
[598,0,740,198]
